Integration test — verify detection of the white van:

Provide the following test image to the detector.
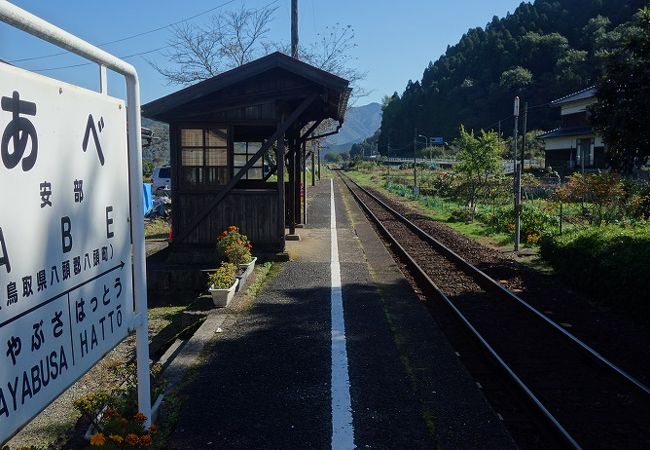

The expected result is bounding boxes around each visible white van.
[151,165,171,192]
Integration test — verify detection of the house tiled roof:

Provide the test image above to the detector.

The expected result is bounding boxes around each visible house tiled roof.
[537,126,593,139]
[550,86,596,106]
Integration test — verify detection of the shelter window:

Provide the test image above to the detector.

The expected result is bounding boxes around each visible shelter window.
[180,128,228,186]
[233,142,264,180]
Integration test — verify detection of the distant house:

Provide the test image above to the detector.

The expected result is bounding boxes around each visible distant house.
[538,87,606,175]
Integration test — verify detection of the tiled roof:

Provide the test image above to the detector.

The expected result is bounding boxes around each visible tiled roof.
[537,126,594,139]
[551,86,596,106]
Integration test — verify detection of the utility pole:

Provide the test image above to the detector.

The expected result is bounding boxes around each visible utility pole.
[513,96,521,251]
[521,102,528,172]
[413,128,418,195]
[291,0,298,58]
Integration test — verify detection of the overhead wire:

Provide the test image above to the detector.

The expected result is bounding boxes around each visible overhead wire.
[32,46,169,72]
[483,101,551,132]
[24,0,281,73]
[9,0,241,63]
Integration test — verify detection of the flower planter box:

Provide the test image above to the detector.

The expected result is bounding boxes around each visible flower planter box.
[236,256,257,292]
[209,278,239,307]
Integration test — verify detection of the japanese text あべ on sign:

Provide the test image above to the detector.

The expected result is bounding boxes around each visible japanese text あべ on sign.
[0,62,133,443]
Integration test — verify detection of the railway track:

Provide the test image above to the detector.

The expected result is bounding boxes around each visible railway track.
[337,171,650,449]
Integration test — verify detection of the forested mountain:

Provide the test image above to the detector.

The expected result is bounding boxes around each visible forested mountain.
[331,102,382,146]
[379,0,646,156]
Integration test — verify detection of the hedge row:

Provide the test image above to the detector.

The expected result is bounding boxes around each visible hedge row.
[539,225,650,320]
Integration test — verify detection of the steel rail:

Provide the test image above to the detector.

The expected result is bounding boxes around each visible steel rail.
[336,171,581,449]
[341,172,650,399]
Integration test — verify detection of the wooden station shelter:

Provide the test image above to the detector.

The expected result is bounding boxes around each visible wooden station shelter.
[142,52,350,255]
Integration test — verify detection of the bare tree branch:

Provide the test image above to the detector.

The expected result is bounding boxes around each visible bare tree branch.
[300,23,369,102]
[150,6,368,140]
[151,5,277,85]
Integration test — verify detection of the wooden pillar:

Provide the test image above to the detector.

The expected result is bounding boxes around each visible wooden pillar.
[311,143,316,187]
[277,135,285,245]
[302,140,307,225]
[289,135,296,235]
[294,139,302,226]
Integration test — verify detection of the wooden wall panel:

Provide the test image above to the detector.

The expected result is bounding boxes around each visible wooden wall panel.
[175,190,281,249]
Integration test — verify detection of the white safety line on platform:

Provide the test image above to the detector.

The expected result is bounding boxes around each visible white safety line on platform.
[330,178,355,449]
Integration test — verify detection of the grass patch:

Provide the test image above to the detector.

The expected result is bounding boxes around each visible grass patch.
[145,219,170,240]
[345,170,515,250]
[246,262,278,296]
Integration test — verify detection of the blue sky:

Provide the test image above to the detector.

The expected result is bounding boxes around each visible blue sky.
[1,0,524,105]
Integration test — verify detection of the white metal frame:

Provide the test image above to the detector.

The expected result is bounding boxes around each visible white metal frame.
[0,1,151,426]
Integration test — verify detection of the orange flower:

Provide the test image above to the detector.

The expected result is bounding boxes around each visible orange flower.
[109,434,124,444]
[126,433,140,445]
[149,423,159,433]
[90,433,106,446]
[140,434,153,446]
[105,407,118,418]
[228,226,237,232]
[134,412,147,424]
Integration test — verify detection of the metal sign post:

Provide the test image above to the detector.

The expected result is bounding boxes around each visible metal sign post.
[0,3,150,444]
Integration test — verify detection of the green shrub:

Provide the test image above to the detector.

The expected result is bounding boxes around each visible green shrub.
[520,203,559,244]
[386,181,416,200]
[208,262,238,289]
[481,203,558,244]
[540,225,650,320]
[624,178,650,220]
[449,207,474,223]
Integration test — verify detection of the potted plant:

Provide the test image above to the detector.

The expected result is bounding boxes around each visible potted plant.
[207,262,239,307]
[217,226,257,290]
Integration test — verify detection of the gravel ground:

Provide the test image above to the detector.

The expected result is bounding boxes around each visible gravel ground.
[367,185,650,386]
[347,181,650,449]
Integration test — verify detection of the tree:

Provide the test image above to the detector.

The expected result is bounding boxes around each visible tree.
[499,66,533,90]
[454,125,505,217]
[379,0,646,146]
[300,24,367,100]
[142,160,154,179]
[590,7,650,172]
[153,7,366,102]
[153,4,277,85]
[324,152,342,163]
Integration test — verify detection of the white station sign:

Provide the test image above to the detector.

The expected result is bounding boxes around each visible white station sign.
[0,63,133,443]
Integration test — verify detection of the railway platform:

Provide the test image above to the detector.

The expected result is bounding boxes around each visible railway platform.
[165,178,514,449]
